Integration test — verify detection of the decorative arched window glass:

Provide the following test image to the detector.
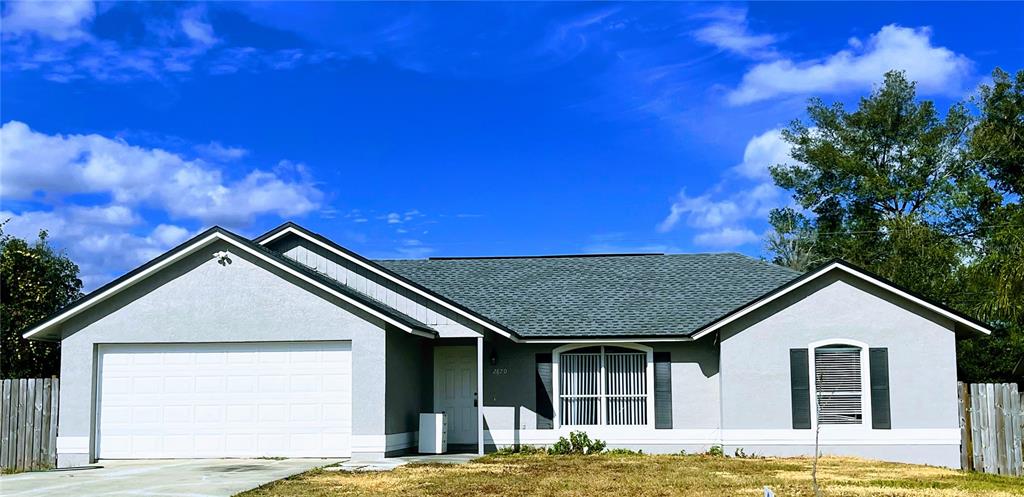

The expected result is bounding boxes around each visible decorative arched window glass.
[814,344,863,424]
[557,345,650,426]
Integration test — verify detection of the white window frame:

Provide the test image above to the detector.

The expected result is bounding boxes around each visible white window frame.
[551,343,655,429]
[807,338,872,432]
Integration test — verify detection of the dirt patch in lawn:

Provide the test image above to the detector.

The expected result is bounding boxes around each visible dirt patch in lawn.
[237,454,1024,497]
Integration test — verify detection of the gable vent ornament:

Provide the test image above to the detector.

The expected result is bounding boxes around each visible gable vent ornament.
[213,250,232,266]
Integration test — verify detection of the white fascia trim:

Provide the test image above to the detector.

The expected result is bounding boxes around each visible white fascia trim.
[23,232,421,340]
[260,226,519,341]
[521,337,692,344]
[690,262,990,340]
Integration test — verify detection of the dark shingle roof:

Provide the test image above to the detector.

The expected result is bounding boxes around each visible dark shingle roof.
[376,253,801,338]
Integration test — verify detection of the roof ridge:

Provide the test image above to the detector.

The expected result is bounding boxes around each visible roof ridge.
[377,252,770,262]
[426,253,663,261]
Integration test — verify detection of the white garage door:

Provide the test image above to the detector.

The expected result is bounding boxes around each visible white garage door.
[97,341,352,459]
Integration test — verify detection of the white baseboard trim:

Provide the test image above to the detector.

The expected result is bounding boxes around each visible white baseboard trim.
[387,431,418,452]
[56,436,90,453]
[483,428,960,446]
[352,432,419,453]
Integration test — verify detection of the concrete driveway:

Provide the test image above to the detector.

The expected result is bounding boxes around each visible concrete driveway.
[0,458,341,497]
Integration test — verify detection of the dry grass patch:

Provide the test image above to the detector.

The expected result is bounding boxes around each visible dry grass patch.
[238,454,1024,497]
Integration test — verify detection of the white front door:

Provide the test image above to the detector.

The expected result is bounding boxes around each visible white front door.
[433,346,477,445]
[96,341,352,459]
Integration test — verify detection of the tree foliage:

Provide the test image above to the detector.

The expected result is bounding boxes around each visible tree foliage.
[765,69,1024,383]
[1,226,83,378]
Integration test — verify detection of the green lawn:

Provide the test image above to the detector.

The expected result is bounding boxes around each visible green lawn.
[238,453,1024,497]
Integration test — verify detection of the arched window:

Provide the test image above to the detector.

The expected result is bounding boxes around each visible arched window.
[809,339,871,427]
[553,344,653,427]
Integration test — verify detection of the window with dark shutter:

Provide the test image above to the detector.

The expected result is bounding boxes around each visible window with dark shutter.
[869,348,891,429]
[536,353,554,429]
[790,349,811,429]
[814,346,863,425]
[654,352,672,429]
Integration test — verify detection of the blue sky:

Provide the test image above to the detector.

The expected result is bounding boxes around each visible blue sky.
[1,2,1022,289]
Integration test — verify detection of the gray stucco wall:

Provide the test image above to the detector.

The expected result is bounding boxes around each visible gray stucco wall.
[384,331,433,436]
[719,271,961,466]
[54,240,391,467]
[480,340,720,432]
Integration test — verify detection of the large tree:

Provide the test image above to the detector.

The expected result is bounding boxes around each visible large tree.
[768,70,981,298]
[765,68,1024,384]
[968,68,1024,322]
[955,68,1024,382]
[0,227,83,378]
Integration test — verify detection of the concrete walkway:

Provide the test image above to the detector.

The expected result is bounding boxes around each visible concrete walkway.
[331,453,478,472]
[0,458,340,497]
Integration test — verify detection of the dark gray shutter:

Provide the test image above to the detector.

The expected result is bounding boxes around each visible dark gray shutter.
[654,352,673,429]
[869,348,891,429]
[535,353,554,429]
[790,348,811,429]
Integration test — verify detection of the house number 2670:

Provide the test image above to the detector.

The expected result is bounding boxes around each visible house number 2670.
[491,367,509,375]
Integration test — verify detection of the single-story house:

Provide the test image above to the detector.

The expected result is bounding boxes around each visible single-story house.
[25,222,990,469]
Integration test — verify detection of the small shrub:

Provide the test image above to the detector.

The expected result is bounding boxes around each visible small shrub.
[605,448,643,456]
[733,447,761,459]
[676,449,688,456]
[548,430,607,455]
[493,446,518,456]
[706,445,724,457]
[494,445,546,456]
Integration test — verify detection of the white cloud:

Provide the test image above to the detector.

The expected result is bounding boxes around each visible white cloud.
[731,128,793,180]
[0,208,192,289]
[693,227,760,248]
[394,238,434,258]
[692,8,777,59]
[0,121,322,226]
[195,141,249,161]
[659,128,801,248]
[728,25,972,105]
[1,0,95,41]
[0,120,325,288]
[0,2,341,82]
[180,7,219,48]
[659,182,781,234]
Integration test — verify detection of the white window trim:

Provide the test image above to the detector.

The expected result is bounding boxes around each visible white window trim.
[552,343,655,430]
[807,338,873,432]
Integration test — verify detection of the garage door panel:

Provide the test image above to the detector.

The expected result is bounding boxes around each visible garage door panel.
[98,341,352,459]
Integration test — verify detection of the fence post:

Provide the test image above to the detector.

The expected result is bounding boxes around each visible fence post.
[1,380,11,469]
[958,382,972,471]
[970,383,983,471]
[1007,384,1022,476]
[49,379,59,465]
[32,379,44,469]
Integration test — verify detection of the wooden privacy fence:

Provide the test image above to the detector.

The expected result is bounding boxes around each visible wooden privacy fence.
[958,382,1024,476]
[1,378,59,472]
